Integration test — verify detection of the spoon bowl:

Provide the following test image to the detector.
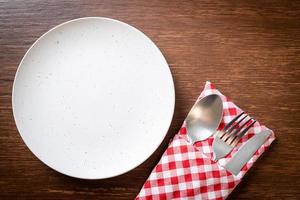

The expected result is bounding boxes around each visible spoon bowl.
[186,94,223,143]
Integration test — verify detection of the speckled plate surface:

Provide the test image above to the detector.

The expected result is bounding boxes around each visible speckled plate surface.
[12,17,175,179]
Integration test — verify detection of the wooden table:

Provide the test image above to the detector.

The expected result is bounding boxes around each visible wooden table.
[1,1,299,199]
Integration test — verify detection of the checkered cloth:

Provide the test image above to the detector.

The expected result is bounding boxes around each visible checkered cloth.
[136,81,275,200]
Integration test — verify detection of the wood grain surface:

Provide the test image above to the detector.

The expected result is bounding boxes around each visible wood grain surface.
[0,1,299,199]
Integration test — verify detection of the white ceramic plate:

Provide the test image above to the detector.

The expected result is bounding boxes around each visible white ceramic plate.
[12,17,175,179]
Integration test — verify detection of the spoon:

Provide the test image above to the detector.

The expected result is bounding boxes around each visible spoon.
[185,94,223,144]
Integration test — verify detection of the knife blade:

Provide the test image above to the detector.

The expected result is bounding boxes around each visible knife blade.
[225,129,272,175]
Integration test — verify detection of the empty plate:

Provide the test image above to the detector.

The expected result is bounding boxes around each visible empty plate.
[12,17,175,179]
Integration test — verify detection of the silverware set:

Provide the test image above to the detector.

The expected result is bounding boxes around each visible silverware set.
[212,111,256,161]
[186,94,270,175]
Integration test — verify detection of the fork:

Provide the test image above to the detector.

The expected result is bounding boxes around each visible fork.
[212,112,256,161]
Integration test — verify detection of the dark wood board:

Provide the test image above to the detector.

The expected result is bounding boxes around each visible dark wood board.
[0,1,299,199]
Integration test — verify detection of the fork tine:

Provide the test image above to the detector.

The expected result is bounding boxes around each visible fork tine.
[218,112,245,138]
[225,118,252,144]
[230,120,256,146]
[221,114,248,140]
[237,120,256,139]
[222,112,244,131]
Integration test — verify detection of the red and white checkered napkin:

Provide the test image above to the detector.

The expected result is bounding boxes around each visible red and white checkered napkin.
[136,81,275,200]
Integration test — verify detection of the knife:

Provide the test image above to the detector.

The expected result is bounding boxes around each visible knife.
[225,129,272,175]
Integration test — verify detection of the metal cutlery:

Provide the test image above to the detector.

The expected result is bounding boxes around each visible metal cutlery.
[185,93,267,175]
[212,112,256,161]
[186,94,223,144]
[225,129,271,175]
